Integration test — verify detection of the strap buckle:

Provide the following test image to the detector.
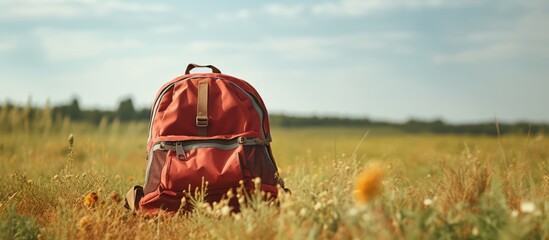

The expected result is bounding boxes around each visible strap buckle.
[196,116,208,127]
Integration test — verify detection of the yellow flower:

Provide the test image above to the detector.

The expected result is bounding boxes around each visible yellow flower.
[83,192,98,208]
[354,161,383,204]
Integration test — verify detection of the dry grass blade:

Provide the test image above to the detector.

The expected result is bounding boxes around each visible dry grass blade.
[495,117,509,171]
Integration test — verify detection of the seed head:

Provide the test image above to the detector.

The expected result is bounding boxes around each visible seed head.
[68,134,74,147]
[472,227,479,236]
[511,210,519,217]
[221,206,231,216]
[109,191,121,204]
[299,208,307,217]
[254,177,261,185]
[520,201,535,213]
[314,202,322,211]
[180,196,187,207]
[226,189,234,199]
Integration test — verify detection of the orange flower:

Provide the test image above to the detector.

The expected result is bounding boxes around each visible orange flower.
[83,192,99,208]
[354,161,383,204]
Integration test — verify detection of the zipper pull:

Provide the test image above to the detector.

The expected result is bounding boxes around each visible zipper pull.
[175,142,186,160]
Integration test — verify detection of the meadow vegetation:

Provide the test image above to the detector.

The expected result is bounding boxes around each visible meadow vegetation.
[1,107,549,239]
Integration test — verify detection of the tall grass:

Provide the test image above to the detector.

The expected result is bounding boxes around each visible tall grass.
[0,107,548,239]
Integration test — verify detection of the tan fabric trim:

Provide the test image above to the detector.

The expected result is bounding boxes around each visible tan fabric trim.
[124,185,143,211]
[196,81,209,136]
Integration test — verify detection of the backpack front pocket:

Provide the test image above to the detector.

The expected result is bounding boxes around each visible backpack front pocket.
[163,145,244,193]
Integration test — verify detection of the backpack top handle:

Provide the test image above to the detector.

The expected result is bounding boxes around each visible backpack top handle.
[185,63,221,74]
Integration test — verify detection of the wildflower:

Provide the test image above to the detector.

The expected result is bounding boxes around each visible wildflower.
[347,207,359,217]
[221,206,231,216]
[109,191,121,204]
[511,210,519,217]
[423,198,433,206]
[83,192,98,208]
[314,202,322,211]
[472,227,479,236]
[354,161,383,204]
[299,208,307,217]
[520,201,535,213]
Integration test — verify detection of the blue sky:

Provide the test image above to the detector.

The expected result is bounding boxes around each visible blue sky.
[0,0,548,123]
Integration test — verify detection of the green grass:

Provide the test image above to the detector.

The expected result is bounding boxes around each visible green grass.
[1,119,549,239]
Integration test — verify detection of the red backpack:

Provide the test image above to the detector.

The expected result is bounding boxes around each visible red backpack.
[125,64,286,214]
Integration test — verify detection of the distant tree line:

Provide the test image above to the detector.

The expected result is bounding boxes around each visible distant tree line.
[1,98,547,135]
[1,97,149,125]
[269,115,548,135]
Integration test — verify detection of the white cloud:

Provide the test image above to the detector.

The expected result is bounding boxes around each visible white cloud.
[0,0,170,19]
[311,0,478,17]
[151,25,185,34]
[263,4,305,17]
[179,31,416,61]
[433,43,521,63]
[433,9,549,63]
[216,9,250,22]
[3,5,82,18]
[259,32,415,59]
[0,37,18,52]
[34,28,143,60]
[260,37,335,59]
[313,0,391,16]
[93,1,169,14]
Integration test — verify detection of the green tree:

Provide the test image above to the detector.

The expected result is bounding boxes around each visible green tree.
[67,97,82,120]
[117,98,135,121]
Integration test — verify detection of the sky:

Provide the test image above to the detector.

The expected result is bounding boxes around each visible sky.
[0,0,548,123]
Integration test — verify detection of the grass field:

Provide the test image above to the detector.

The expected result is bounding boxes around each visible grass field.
[1,117,549,239]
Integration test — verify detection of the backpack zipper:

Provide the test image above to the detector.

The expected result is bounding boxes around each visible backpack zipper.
[152,137,266,160]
